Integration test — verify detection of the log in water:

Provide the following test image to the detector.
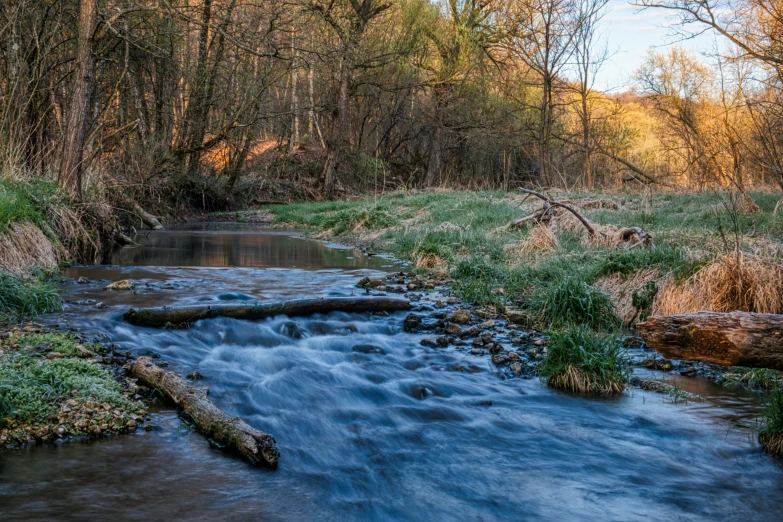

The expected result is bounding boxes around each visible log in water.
[125,357,279,467]
[124,296,412,327]
[638,311,783,369]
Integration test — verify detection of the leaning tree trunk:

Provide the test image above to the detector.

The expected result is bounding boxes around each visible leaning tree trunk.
[124,296,412,327]
[59,0,99,198]
[638,311,783,370]
[125,357,279,467]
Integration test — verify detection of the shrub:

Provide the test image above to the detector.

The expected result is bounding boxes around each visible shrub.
[535,277,621,330]
[760,386,783,458]
[537,327,630,394]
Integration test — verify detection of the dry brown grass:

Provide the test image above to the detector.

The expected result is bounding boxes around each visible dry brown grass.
[734,193,762,214]
[0,222,64,274]
[414,252,446,270]
[505,224,559,258]
[760,433,783,459]
[653,252,783,315]
[548,365,626,394]
[595,268,662,324]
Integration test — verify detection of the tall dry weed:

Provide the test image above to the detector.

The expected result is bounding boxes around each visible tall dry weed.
[654,252,783,315]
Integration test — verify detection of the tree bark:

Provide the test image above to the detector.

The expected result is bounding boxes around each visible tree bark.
[638,311,783,369]
[125,357,279,467]
[124,296,412,327]
[59,0,99,198]
[322,53,352,199]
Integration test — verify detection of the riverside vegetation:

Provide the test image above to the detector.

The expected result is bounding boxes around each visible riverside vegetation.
[2,178,783,456]
[0,178,148,449]
[266,189,783,454]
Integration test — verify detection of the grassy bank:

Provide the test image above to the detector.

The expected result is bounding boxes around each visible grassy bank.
[268,190,782,321]
[0,178,146,449]
[0,328,145,448]
[267,189,783,394]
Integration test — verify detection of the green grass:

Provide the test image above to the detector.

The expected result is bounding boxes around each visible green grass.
[18,333,88,358]
[0,178,61,234]
[533,277,621,330]
[264,189,782,329]
[536,326,630,394]
[759,386,783,458]
[0,271,62,323]
[0,339,133,426]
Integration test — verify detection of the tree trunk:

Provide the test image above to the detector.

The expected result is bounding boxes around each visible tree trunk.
[124,296,412,327]
[638,311,783,369]
[125,357,279,467]
[322,52,352,199]
[59,0,99,198]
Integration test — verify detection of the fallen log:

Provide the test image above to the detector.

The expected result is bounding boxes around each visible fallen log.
[125,357,279,467]
[638,311,783,370]
[124,296,412,327]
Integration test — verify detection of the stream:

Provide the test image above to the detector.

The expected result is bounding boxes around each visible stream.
[1,223,783,521]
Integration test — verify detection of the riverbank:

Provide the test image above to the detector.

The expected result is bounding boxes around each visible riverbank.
[265,189,783,390]
[0,324,148,448]
[0,178,149,449]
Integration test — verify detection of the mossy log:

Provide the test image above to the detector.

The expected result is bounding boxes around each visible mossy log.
[124,296,412,327]
[638,311,783,369]
[125,357,279,467]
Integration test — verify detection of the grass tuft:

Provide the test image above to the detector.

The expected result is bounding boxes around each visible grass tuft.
[534,277,621,331]
[760,386,783,458]
[0,271,62,323]
[537,326,630,394]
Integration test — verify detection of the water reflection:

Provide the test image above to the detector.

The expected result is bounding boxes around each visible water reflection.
[109,223,395,270]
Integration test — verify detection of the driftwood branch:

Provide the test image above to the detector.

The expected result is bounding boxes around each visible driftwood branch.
[516,188,596,235]
[638,312,783,370]
[125,296,412,327]
[125,357,279,467]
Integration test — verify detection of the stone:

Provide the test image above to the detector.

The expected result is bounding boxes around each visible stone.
[506,310,531,326]
[106,279,135,291]
[488,343,503,355]
[447,309,471,324]
[421,338,439,348]
[509,362,523,376]
[77,276,90,284]
[403,313,423,333]
[352,344,386,355]
[492,352,521,366]
[45,351,64,360]
[444,323,462,335]
[75,345,94,358]
[281,321,306,339]
[356,277,384,289]
[436,336,451,347]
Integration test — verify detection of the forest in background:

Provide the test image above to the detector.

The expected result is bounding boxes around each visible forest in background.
[2,0,783,217]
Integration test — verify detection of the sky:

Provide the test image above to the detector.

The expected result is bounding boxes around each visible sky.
[595,0,717,92]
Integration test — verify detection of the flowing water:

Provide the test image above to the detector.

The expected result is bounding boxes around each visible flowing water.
[2,223,783,521]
